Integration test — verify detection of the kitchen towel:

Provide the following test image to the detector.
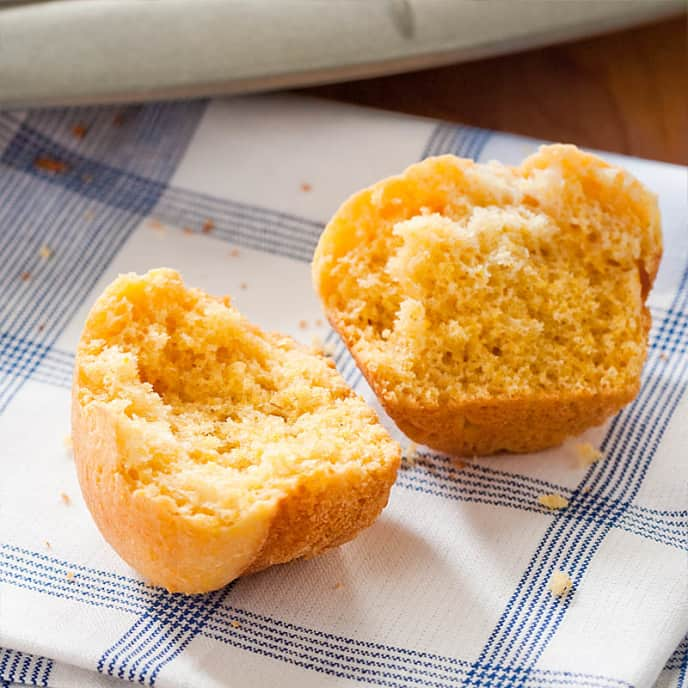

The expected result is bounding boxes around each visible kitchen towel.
[0,94,686,688]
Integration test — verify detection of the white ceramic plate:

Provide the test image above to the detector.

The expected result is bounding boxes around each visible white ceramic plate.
[0,0,683,108]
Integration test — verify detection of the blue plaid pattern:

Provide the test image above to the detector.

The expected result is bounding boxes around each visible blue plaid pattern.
[0,545,636,688]
[422,123,491,161]
[0,648,51,687]
[0,106,685,688]
[661,635,688,686]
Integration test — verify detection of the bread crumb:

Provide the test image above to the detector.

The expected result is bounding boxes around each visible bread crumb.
[60,492,71,505]
[575,442,604,467]
[660,352,669,361]
[230,620,241,629]
[315,318,323,327]
[301,182,312,192]
[81,174,93,185]
[298,320,308,330]
[112,112,126,127]
[202,219,215,234]
[148,218,164,233]
[229,248,240,257]
[240,282,248,290]
[71,123,88,140]
[65,571,75,582]
[39,244,53,260]
[582,485,591,494]
[323,341,336,357]
[333,582,344,590]
[538,494,569,510]
[451,457,466,470]
[83,209,95,221]
[182,226,194,236]
[20,271,31,282]
[44,540,51,549]
[34,156,70,174]
[38,323,45,332]
[63,434,73,449]
[548,570,572,597]
[310,335,325,354]
[403,441,418,464]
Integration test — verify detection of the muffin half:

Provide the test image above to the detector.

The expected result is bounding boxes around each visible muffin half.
[313,145,661,455]
[72,269,400,593]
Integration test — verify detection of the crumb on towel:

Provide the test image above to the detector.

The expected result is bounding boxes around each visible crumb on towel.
[71,123,88,140]
[34,156,70,174]
[575,442,604,467]
[538,494,569,510]
[548,570,572,597]
[403,441,418,465]
[311,335,325,354]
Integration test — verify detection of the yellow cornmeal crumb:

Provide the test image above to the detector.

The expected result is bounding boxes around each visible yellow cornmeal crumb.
[65,571,75,582]
[582,486,592,494]
[548,570,572,597]
[310,335,325,354]
[403,441,418,464]
[575,442,604,467]
[230,620,241,629]
[63,434,73,449]
[538,494,569,510]
[298,320,308,330]
[333,581,344,590]
[60,492,71,505]
[39,244,53,260]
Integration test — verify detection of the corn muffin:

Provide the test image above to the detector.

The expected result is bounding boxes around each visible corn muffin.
[72,269,400,593]
[313,145,662,455]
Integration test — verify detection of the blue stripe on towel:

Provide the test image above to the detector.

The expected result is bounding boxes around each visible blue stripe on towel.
[1,546,633,688]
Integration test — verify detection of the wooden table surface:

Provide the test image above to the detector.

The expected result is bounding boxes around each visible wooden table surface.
[305,17,687,165]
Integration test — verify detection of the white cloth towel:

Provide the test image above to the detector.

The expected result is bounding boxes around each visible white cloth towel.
[0,94,686,688]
